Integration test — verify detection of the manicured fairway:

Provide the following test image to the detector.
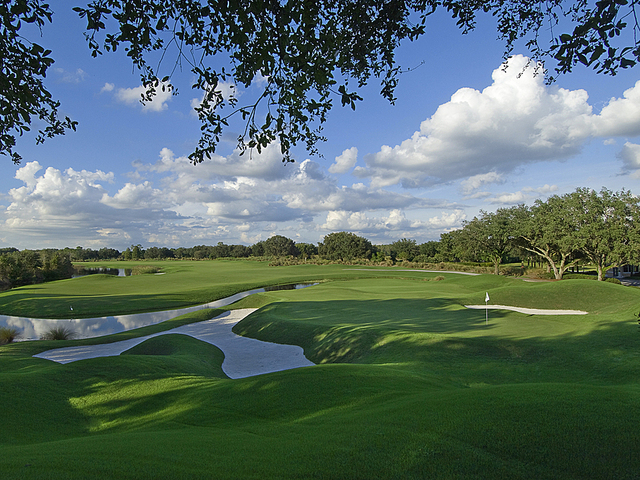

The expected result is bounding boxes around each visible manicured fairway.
[1,261,639,479]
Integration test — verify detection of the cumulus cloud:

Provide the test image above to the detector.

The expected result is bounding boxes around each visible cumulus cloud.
[489,184,558,205]
[329,147,358,174]
[358,55,640,188]
[618,142,640,172]
[133,146,443,218]
[2,162,184,248]
[461,172,505,195]
[115,82,173,112]
[138,145,290,184]
[1,146,462,249]
[593,81,640,137]
[100,182,167,210]
[101,82,115,93]
[321,208,466,239]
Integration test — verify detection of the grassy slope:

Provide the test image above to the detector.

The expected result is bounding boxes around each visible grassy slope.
[0,261,461,318]
[1,264,640,479]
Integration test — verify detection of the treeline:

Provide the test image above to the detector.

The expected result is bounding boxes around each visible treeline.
[2,187,636,289]
[0,249,75,290]
[439,187,640,281]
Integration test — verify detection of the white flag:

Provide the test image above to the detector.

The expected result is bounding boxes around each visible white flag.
[485,292,490,303]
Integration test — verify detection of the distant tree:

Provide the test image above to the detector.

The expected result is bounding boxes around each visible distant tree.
[123,247,132,261]
[97,247,120,260]
[457,206,526,275]
[144,247,161,259]
[296,243,318,260]
[565,188,640,281]
[131,244,143,260]
[40,251,74,282]
[419,241,439,258]
[263,235,298,257]
[319,232,372,261]
[518,196,582,280]
[0,249,43,288]
[230,244,251,258]
[173,247,193,259]
[209,242,229,258]
[251,241,265,257]
[192,245,212,259]
[69,246,98,261]
[435,231,463,263]
[391,238,420,262]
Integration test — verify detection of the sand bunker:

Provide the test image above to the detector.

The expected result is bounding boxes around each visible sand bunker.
[33,309,314,379]
[465,305,588,315]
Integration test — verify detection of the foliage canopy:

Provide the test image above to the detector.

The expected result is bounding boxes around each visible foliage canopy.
[2,0,640,164]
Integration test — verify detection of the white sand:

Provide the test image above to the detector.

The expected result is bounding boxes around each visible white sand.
[465,305,588,315]
[33,309,314,379]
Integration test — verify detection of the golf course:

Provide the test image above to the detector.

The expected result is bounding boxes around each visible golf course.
[1,260,639,479]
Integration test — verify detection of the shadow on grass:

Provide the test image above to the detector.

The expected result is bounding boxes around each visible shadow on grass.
[234,299,640,385]
[234,299,510,363]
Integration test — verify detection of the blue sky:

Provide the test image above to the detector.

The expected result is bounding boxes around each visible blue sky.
[2,6,640,250]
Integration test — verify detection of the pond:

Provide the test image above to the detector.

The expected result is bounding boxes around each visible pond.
[72,267,132,277]
[0,283,317,341]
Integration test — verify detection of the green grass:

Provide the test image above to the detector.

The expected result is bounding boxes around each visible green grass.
[0,260,469,318]
[1,262,640,479]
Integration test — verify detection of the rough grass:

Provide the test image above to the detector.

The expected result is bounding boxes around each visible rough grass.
[0,326,20,344]
[40,325,77,340]
[1,266,640,479]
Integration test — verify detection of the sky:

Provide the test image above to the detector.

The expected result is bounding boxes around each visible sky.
[2,6,640,250]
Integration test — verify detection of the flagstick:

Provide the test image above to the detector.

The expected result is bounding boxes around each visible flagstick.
[485,292,489,326]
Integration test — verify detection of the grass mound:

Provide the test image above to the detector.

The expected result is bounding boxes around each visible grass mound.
[121,334,228,378]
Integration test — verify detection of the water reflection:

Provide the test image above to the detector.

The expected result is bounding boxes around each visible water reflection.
[73,267,132,278]
[0,283,316,341]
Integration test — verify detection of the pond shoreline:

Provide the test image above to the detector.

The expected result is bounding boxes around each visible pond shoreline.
[0,283,316,341]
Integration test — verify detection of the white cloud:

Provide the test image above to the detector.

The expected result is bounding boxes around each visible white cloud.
[593,81,640,137]
[115,82,173,112]
[2,162,184,249]
[100,182,166,210]
[461,172,504,195]
[322,211,372,231]
[618,142,640,171]
[55,68,86,83]
[489,184,558,205]
[140,144,290,183]
[1,149,464,249]
[329,147,358,174]
[320,208,466,240]
[101,82,115,93]
[523,184,558,194]
[358,55,640,188]
[426,210,467,228]
[490,191,529,204]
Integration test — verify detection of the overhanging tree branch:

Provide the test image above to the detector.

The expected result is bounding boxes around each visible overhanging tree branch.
[2,1,640,164]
